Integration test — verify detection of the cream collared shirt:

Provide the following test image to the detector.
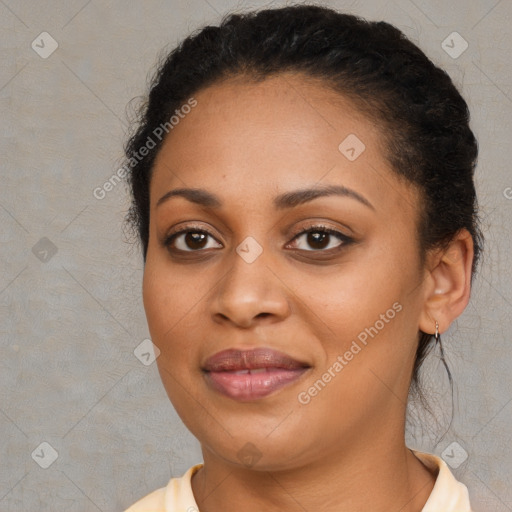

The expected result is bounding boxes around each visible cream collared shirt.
[124,450,472,511]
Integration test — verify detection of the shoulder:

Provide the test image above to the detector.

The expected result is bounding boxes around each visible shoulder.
[411,449,473,512]
[123,464,203,512]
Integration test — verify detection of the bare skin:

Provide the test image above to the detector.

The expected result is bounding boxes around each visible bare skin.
[142,72,474,511]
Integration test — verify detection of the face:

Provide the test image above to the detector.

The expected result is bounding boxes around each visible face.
[143,73,428,470]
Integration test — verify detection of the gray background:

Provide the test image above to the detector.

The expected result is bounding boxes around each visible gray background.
[1,0,511,510]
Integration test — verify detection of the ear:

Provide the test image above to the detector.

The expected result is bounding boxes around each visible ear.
[418,229,474,335]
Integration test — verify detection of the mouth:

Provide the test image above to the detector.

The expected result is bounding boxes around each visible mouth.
[202,347,311,401]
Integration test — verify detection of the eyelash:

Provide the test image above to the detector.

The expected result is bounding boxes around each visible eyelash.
[163,223,354,254]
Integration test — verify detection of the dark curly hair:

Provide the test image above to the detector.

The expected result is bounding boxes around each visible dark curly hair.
[123,4,483,415]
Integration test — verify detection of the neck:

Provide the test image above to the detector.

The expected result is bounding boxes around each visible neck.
[191,434,436,512]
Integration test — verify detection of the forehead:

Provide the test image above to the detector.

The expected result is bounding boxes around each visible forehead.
[150,73,418,217]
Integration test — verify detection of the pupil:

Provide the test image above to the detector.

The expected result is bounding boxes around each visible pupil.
[186,232,207,249]
[309,231,329,249]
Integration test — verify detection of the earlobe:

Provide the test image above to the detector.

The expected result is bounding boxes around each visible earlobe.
[418,229,474,334]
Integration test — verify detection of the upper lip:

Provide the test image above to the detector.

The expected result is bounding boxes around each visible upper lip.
[202,348,310,372]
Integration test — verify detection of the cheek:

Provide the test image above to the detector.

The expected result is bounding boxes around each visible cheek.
[292,253,403,336]
[143,259,200,342]
[295,241,419,377]
[142,257,215,389]
[143,269,197,393]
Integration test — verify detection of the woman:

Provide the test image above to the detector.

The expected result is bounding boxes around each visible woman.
[123,4,482,511]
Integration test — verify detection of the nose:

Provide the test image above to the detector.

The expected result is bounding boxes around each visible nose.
[211,248,291,329]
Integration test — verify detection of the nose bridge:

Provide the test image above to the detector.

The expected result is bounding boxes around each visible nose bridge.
[212,238,290,327]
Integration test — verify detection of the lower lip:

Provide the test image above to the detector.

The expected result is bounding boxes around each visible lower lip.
[204,368,309,401]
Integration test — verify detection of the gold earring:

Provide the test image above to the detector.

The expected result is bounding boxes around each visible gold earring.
[434,320,440,344]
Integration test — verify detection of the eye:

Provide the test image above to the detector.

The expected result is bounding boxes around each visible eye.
[286,224,353,252]
[164,226,222,252]
[163,223,354,254]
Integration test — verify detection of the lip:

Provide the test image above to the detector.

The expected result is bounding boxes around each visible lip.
[202,348,311,401]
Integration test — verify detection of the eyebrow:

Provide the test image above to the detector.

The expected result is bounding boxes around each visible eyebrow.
[156,184,375,211]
